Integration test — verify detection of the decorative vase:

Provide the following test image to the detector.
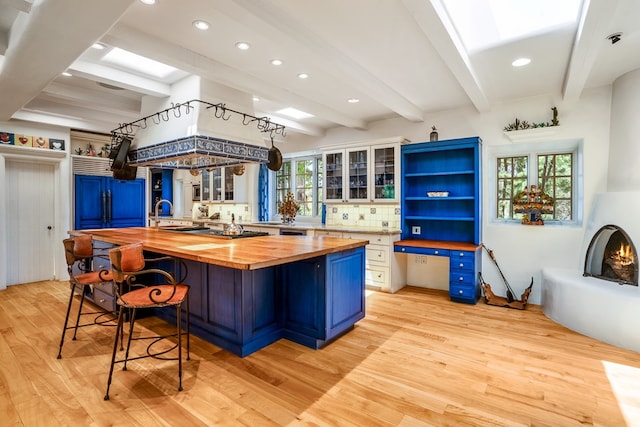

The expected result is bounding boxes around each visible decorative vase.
[430,126,438,142]
[282,215,295,225]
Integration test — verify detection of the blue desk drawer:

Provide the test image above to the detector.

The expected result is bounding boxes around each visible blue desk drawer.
[395,245,449,257]
[450,271,475,286]
[449,284,476,301]
[450,255,475,271]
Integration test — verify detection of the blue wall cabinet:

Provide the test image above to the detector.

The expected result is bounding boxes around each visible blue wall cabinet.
[396,137,482,304]
[150,169,173,215]
[74,174,146,230]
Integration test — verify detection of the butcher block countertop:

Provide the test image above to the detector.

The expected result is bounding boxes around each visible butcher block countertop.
[71,227,369,271]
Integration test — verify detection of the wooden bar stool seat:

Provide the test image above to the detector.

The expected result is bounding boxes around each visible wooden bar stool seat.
[57,235,116,359]
[104,242,190,401]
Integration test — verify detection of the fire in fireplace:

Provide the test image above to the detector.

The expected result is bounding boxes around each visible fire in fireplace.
[584,225,638,285]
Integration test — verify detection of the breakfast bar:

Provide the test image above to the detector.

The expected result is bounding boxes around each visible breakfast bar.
[72,227,368,357]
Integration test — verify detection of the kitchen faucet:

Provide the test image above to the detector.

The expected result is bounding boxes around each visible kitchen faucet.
[154,199,173,227]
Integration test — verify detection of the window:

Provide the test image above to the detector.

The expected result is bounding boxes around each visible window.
[497,150,575,222]
[274,155,323,218]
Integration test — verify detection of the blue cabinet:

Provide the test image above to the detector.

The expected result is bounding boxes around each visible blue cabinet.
[150,169,173,215]
[74,175,146,230]
[400,137,481,244]
[397,137,482,304]
[154,246,366,357]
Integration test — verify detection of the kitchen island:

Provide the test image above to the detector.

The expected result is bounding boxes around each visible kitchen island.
[72,227,368,357]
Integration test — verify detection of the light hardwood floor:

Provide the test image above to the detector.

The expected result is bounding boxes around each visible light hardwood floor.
[1,280,639,426]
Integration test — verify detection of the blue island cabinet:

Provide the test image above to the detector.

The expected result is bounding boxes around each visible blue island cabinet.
[161,246,366,357]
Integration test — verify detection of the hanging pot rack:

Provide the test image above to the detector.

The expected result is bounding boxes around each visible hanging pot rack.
[110,99,287,141]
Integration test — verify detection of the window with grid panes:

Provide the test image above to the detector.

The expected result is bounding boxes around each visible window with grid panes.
[275,161,292,215]
[274,156,323,218]
[497,152,574,221]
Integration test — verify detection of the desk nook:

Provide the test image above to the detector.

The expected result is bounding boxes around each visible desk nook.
[394,137,482,304]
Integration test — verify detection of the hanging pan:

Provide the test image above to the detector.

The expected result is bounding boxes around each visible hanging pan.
[268,137,282,171]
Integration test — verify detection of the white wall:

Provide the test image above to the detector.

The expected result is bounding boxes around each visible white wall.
[282,86,613,304]
[608,68,640,191]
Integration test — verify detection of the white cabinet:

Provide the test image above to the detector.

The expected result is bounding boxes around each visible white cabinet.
[315,230,406,293]
[323,147,369,203]
[371,144,400,201]
[322,139,403,203]
[201,168,246,202]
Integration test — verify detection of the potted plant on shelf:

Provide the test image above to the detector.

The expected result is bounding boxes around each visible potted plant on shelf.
[278,191,300,225]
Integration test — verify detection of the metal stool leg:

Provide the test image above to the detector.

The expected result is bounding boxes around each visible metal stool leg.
[57,284,77,359]
[71,290,87,341]
[104,307,125,401]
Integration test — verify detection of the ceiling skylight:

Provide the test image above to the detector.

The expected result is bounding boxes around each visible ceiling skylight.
[277,107,314,119]
[101,47,179,79]
[442,0,583,53]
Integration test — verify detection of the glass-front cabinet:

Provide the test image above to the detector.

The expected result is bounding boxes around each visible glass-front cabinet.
[324,147,369,203]
[201,168,234,202]
[347,148,369,201]
[372,145,398,201]
[323,139,402,203]
[324,151,344,202]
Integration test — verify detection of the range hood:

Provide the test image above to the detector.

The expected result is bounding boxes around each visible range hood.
[112,76,284,170]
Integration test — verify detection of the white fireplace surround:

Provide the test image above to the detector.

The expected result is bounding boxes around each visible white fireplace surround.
[542,191,640,352]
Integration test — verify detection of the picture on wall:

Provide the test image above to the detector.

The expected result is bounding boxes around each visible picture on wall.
[0,131,66,152]
[0,132,14,145]
[49,138,65,150]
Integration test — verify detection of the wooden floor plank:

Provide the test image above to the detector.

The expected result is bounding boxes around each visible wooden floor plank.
[1,281,639,426]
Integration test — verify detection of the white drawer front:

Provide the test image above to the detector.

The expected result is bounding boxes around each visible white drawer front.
[315,230,343,237]
[365,266,388,287]
[343,233,390,245]
[366,245,389,264]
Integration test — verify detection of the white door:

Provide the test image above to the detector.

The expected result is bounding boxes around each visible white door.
[5,160,55,285]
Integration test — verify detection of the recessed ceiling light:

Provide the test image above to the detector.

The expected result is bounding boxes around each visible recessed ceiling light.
[235,42,250,50]
[512,57,531,67]
[193,20,209,30]
[297,73,309,79]
[277,107,314,119]
[139,0,156,4]
[347,98,360,103]
[62,72,72,77]
[252,96,260,102]
[270,59,283,66]
[91,43,105,50]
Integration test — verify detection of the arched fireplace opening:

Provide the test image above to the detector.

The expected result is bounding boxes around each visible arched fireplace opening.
[584,225,638,285]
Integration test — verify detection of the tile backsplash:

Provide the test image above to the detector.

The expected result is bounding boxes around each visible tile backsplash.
[325,203,400,228]
[192,203,251,222]
[192,202,401,229]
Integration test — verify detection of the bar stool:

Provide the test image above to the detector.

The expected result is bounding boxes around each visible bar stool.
[104,242,190,400]
[57,235,115,359]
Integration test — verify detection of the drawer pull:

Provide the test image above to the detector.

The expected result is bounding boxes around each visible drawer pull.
[458,289,464,294]
[401,248,406,252]
[377,274,382,278]
[378,253,382,258]
[459,263,464,268]
[459,252,465,257]
[434,250,439,255]
[99,298,106,303]
[458,276,463,281]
